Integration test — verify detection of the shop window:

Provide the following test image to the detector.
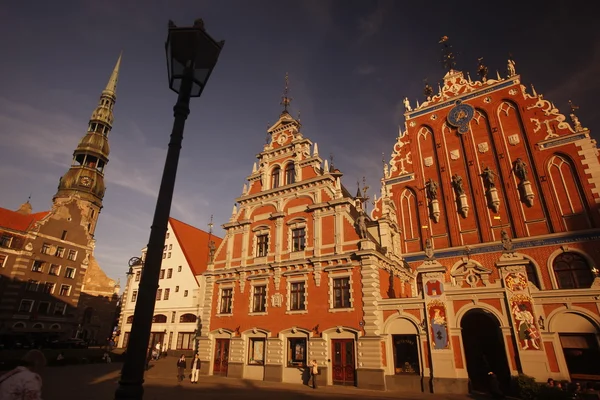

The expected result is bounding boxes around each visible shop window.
[287,338,307,367]
[248,338,265,365]
[392,334,420,375]
[560,334,600,376]
[176,332,194,350]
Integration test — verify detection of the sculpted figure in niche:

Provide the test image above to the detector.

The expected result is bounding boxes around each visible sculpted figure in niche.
[425,178,438,200]
[208,240,216,263]
[403,97,412,112]
[513,158,528,181]
[479,166,496,189]
[451,174,465,196]
[507,57,516,77]
[356,212,368,240]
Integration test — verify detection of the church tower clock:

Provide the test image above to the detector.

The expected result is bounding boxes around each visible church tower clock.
[53,54,121,236]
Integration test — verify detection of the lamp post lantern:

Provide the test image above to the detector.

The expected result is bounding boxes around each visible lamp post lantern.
[114,19,224,400]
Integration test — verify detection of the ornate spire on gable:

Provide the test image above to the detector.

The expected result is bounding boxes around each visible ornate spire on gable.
[439,36,456,71]
[280,72,292,115]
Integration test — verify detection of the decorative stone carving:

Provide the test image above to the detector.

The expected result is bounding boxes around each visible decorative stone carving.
[501,230,514,253]
[450,149,460,160]
[424,238,435,260]
[423,157,433,167]
[25,243,33,251]
[271,293,283,307]
[508,134,520,145]
[477,142,489,153]
[429,199,441,223]
[274,267,282,290]
[356,212,368,239]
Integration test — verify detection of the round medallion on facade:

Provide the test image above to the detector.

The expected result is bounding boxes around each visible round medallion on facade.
[447,101,475,135]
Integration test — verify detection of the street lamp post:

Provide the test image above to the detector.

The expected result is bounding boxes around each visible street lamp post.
[114,19,224,400]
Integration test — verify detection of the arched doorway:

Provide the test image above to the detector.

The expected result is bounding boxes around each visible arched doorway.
[461,309,511,392]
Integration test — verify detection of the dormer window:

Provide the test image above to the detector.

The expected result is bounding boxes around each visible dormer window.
[285,163,295,185]
[271,166,281,189]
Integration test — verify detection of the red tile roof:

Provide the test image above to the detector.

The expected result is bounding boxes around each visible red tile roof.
[169,217,223,276]
[0,207,49,232]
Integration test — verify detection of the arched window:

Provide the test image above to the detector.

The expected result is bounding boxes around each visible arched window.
[553,252,594,289]
[13,322,25,329]
[285,163,295,185]
[525,263,540,289]
[50,323,61,330]
[271,166,280,189]
[152,314,167,323]
[179,313,197,323]
[126,315,134,324]
[32,323,44,329]
[82,307,93,324]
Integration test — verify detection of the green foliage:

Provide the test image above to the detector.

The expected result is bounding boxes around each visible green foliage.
[512,373,540,400]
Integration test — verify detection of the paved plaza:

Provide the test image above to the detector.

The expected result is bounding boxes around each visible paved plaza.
[39,358,491,400]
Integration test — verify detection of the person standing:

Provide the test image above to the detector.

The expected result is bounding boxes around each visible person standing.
[190,354,201,384]
[309,359,319,389]
[155,342,162,360]
[0,349,46,400]
[177,355,187,383]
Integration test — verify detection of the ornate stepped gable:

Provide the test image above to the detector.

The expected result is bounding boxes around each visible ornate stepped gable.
[373,56,600,253]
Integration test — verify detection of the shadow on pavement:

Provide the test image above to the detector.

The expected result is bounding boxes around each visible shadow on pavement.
[40,362,493,400]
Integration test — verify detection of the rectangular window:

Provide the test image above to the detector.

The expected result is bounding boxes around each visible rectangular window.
[1,235,12,248]
[0,254,7,268]
[287,338,307,367]
[392,335,420,375]
[61,230,68,240]
[178,266,182,272]
[67,249,77,261]
[171,311,176,323]
[220,288,233,314]
[292,228,306,252]
[333,277,351,308]
[19,299,34,313]
[32,260,44,273]
[176,332,194,350]
[290,282,306,311]
[26,280,39,292]
[166,232,170,239]
[135,270,141,281]
[162,253,166,259]
[184,290,188,297]
[42,282,55,294]
[59,284,71,296]
[65,267,76,279]
[168,252,171,258]
[159,269,165,279]
[248,338,265,365]
[169,244,172,250]
[164,288,170,300]
[257,234,269,257]
[131,290,138,302]
[167,268,173,279]
[175,286,179,292]
[252,285,266,313]
[54,303,67,316]
[156,289,162,301]
[41,243,51,255]
[55,247,65,258]
[49,264,60,276]
[37,302,50,315]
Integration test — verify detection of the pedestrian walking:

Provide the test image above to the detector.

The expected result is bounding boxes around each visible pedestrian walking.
[190,354,201,383]
[154,342,162,360]
[0,349,47,400]
[309,359,319,389]
[177,355,187,383]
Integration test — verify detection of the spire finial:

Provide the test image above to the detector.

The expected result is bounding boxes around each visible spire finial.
[280,73,292,113]
[329,153,335,172]
[439,36,456,71]
[103,52,122,97]
[568,100,584,132]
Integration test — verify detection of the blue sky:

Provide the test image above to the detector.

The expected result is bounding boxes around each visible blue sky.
[0,0,598,286]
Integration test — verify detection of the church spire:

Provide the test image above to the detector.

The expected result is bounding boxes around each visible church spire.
[53,53,122,236]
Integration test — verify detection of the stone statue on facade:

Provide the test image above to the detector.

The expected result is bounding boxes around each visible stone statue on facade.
[208,240,216,263]
[501,230,513,252]
[507,57,516,77]
[513,158,528,181]
[403,97,412,112]
[425,178,438,200]
[356,212,368,239]
[424,238,435,260]
[480,166,496,189]
[451,174,465,196]
[477,57,488,82]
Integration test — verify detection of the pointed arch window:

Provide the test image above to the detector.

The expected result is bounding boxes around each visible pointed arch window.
[285,163,295,185]
[553,252,595,289]
[271,166,281,189]
[525,263,540,289]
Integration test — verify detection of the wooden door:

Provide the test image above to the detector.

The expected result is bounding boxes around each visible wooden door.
[332,339,356,385]
[213,339,230,376]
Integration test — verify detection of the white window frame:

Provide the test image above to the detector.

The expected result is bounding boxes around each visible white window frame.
[26,280,39,292]
[54,303,67,316]
[252,226,270,259]
[42,282,55,294]
[286,277,308,315]
[287,219,308,257]
[328,272,354,312]
[249,280,269,316]
[0,254,7,268]
[217,285,235,316]
[59,284,72,297]
[65,267,76,279]
[131,290,138,303]
[49,264,61,276]
[67,249,78,261]
[19,299,34,313]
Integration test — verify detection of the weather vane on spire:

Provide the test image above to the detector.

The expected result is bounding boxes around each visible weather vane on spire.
[207,215,216,264]
[281,73,292,112]
[439,36,456,71]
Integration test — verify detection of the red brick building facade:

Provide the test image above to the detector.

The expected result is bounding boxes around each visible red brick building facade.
[197,61,600,394]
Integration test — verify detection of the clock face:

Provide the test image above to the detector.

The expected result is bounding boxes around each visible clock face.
[79,176,92,187]
[447,103,475,128]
